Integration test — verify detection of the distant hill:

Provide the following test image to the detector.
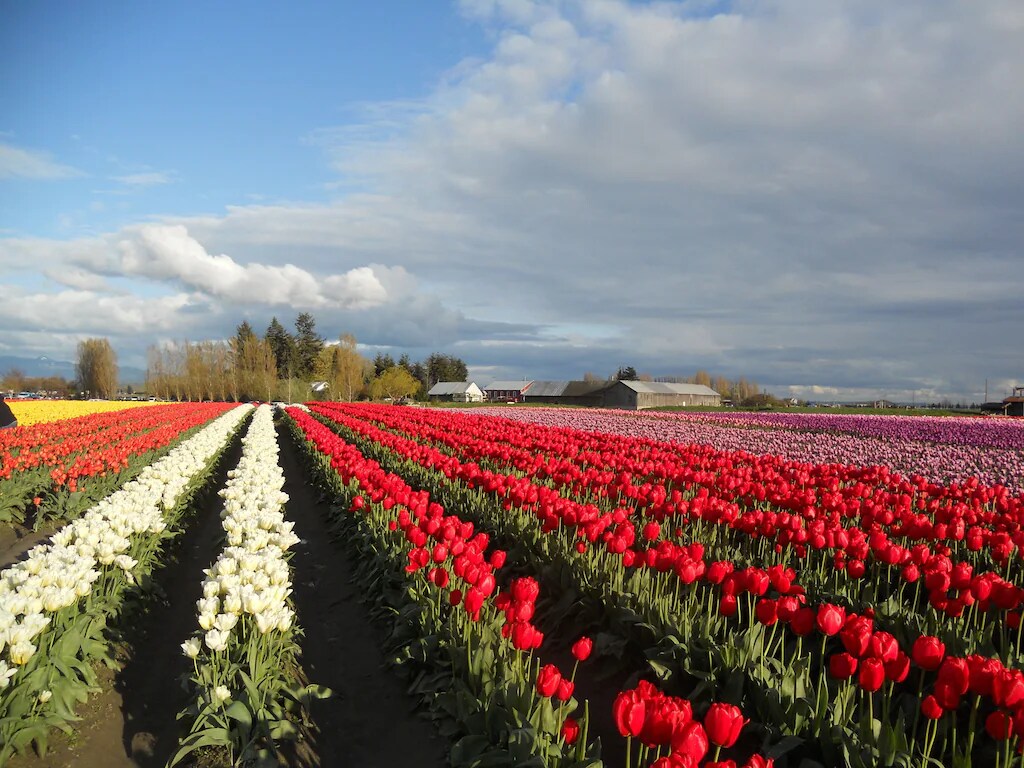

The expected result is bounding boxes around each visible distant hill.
[0,355,147,386]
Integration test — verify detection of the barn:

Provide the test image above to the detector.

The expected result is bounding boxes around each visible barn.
[522,380,606,407]
[483,381,533,402]
[426,381,485,403]
[598,380,721,410]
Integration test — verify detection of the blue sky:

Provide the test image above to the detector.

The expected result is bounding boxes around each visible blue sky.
[1,2,486,236]
[1,0,1022,402]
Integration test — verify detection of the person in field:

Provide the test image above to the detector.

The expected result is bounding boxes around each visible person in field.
[0,395,16,429]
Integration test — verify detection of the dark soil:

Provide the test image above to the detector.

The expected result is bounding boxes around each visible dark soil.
[0,522,57,571]
[277,421,448,768]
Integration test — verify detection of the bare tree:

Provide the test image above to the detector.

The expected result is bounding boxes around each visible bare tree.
[76,338,118,398]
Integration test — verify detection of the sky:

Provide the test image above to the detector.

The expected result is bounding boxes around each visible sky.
[1,0,1022,404]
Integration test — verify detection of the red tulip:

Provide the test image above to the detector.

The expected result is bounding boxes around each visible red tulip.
[829,652,859,680]
[885,652,911,683]
[613,691,646,738]
[858,658,885,692]
[755,599,778,626]
[937,657,970,696]
[572,636,593,662]
[816,604,845,636]
[719,595,738,617]
[911,636,945,671]
[920,695,944,719]
[671,720,709,762]
[839,615,873,657]
[985,711,1014,740]
[561,717,579,745]
[536,664,562,698]
[703,702,746,748]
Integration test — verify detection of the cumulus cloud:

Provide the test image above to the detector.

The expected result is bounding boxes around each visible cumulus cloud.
[85,224,393,310]
[0,142,84,180]
[0,286,197,334]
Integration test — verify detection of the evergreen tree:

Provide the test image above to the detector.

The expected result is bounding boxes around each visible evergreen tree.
[265,317,297,378]
[373,352,396,377]
[615,366,639,381]
[293,312,324,379]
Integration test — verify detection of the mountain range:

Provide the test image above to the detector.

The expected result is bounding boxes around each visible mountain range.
[0,355,147,386]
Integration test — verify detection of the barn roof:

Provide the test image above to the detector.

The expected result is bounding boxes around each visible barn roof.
[617,381,720,397]
[524,380,570,397]
[483,381,534,392]
[427,381,479,395]
[525,380,607,397]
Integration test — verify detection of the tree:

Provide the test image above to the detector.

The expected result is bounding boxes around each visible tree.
[373,352,396,378]
[713,376,732,400]
[293,312,324,379]
[265,317,297,379]
[615,366,638,381]
[425,353,469,386]
[314,334,369,401]
[236,335,277,402]
[76,338,118,398]
[693,370,712,387]
[369,366,419,402]
[1,368,26,392]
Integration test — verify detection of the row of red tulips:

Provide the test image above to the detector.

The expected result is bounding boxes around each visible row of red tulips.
[305,403,1024,767]
[285,407,603,766]
[313,403,1024,655]
[340,402,1024,571]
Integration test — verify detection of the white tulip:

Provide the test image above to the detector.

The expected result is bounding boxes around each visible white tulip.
[204,628,230,652]
[181,638,201,659]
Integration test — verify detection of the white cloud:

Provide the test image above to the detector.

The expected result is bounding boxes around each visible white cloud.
[0,286,196,334]
[113,171,175,187]
[0,143,84,179]
[67,223,392,310]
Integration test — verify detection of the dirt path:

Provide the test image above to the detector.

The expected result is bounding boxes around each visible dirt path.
[0,523,54,571]
[278,422,449,767]
[7,436,243,768]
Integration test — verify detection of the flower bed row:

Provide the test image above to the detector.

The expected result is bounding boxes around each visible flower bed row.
[0,402,236,528]
[0,404,251,762]
[461,406,1024,494]
[172,404,322,766]
[307,403,1023,767]
[320,402,1024,646]
[285,407,603,767]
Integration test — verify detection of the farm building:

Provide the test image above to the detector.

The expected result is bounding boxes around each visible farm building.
[483,381,534,403]
[1005,387,1024,416]
[426,381,485,403]
[522,380,607,407]
[598,380,721,410]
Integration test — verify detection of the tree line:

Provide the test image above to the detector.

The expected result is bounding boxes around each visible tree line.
[145,313,470,403]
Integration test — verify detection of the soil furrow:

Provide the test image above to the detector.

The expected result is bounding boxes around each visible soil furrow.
[277,421,448,768]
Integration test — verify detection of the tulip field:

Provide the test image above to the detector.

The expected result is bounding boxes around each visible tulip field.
[0,400,1023,767]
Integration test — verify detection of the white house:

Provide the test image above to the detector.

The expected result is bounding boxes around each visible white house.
[427,381,485,403]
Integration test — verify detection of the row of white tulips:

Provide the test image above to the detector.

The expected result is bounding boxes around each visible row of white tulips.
[182,404,298,699]
[0,405,252,689]
[188,405,297,654]
[174,405,321,766]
